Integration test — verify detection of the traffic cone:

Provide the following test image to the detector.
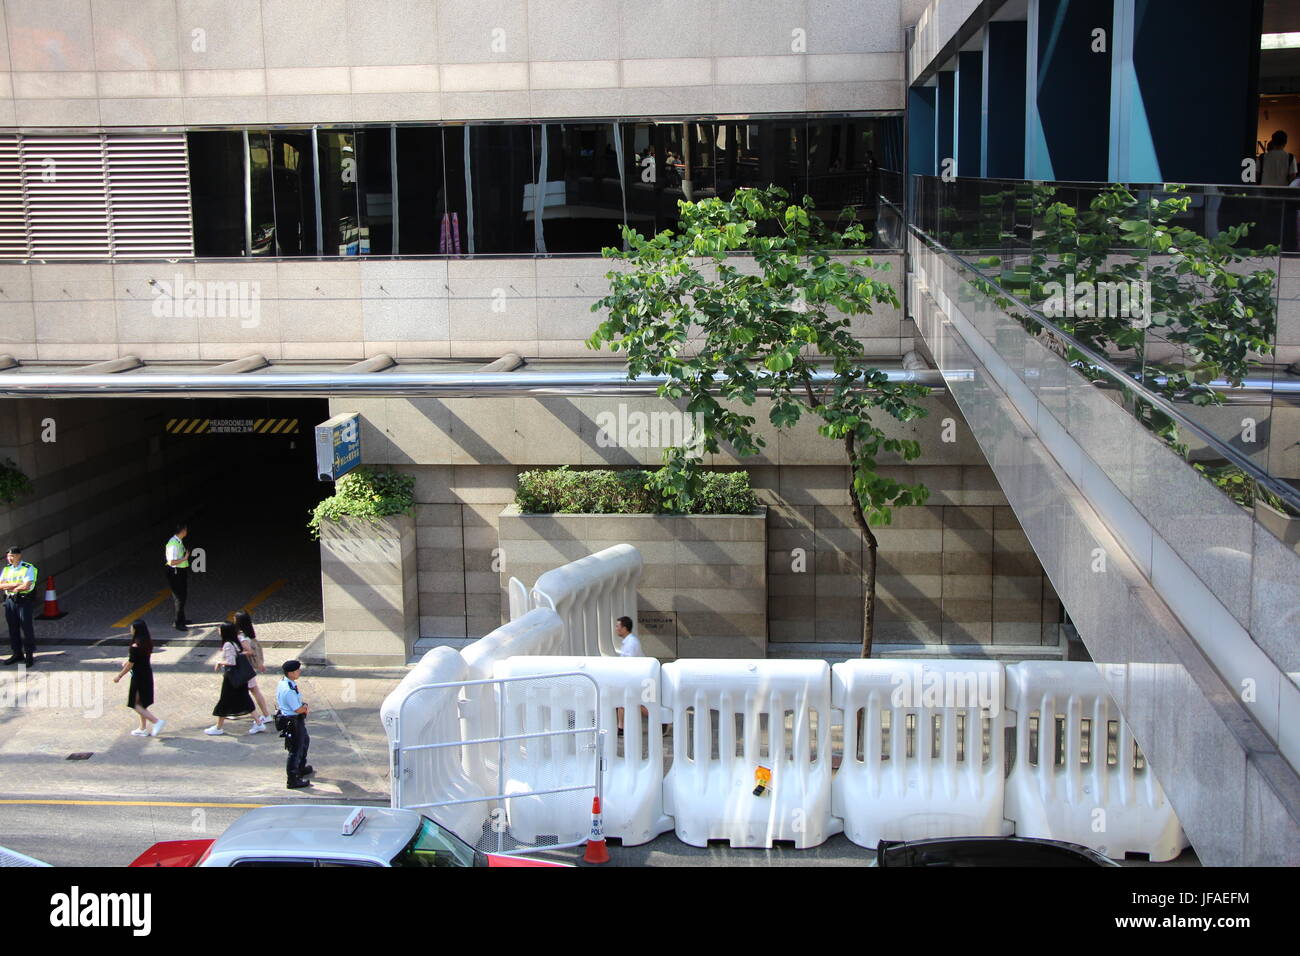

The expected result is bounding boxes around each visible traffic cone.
[582,796,610,865]
[37,576,66,620]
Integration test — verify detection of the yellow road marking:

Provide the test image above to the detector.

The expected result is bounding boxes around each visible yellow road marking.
[0,799,267,808]
[112,588,172,629]
[228,578,287,621]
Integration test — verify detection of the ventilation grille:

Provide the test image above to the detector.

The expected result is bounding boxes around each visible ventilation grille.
[0,133,194,260]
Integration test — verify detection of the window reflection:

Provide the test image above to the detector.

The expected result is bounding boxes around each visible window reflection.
[270,131,317,256]
[248,131,274,256]
[317,130,360,256]
[357,126,393,256]
[186,116,903,257]
[536,123,625,253]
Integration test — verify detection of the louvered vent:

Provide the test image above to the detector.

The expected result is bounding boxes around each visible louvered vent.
[0,135,27,258]
[106,135,194,259]
[0,133,194,260]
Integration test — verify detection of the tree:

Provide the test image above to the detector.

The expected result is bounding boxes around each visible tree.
[588,186,929,657]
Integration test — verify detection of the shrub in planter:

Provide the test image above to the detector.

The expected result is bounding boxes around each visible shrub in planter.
[515,467,758,515]
[0,459,32,506]
[307,468,415,539]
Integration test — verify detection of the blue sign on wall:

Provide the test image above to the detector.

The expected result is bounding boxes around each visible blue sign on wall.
[314,412,362,481]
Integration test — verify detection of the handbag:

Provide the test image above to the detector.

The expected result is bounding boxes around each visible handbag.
[226,643,256,688]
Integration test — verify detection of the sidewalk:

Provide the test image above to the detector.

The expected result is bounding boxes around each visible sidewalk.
[0,640,405,805]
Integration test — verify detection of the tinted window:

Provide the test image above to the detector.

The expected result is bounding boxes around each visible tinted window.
[270,131,317,255]
[187,131,245,256]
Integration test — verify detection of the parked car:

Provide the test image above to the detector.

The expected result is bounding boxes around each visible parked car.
[872,836,1120,867]
[128,805,568,868]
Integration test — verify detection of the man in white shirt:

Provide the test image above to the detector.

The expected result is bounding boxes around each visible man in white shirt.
[614,616,646,736]
[615,616,642,657]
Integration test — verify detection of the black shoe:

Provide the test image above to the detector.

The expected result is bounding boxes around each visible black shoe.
[182,619,193,626]
[286,777,310,789]
[299,766,314,776]
[23,657,33,668]
[2,656,19,665]
[173,623,188,631]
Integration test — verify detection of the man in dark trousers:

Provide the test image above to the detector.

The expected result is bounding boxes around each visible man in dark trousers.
[0,546,38,666]
[164,523,191,631]
[276,660,312,789]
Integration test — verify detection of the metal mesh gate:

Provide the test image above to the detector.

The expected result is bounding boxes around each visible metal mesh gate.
[393,672,602,854]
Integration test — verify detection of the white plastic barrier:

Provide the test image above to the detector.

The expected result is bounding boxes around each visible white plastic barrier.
[507,576,529,621]
[379,646,486,842]
[459,608,566,790]
[1004,661,1188,862]
[832,660,1009,847]
[531,543,641,656]
[494,655,674,846]
[662,660,837,848]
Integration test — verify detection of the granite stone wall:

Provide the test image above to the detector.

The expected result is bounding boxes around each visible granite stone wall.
[498,506,767,658]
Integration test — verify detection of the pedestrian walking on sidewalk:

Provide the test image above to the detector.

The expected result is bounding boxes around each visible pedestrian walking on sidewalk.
[205,622,254,736]
[234,610,272,734]
[113,619,164,737]
[0,545,38,667]
[165,523,191,632]
[276,659,312,789]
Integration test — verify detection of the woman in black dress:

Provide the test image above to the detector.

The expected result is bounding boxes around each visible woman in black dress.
[204,621,255,736]
[113,619,164,737]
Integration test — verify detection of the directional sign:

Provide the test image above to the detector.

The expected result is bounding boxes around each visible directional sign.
[315,412,362,482]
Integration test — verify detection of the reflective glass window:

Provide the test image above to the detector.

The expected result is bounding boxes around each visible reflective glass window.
[270,131,317,256]
[187,131,245,256]
[536,122,625,252]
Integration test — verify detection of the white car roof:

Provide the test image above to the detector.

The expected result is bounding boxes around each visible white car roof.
[208,805,422,864]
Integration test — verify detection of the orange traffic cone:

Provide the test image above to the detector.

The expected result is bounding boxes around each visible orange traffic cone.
[582,796,610,865]
[37,576,66,620]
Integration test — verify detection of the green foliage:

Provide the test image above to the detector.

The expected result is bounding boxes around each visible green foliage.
[587,185,930,529]
[977,184,1278,410]
[515,467,758,515]
[307,467,415,540]
[0,458,32,506]
[969,184,1282,512]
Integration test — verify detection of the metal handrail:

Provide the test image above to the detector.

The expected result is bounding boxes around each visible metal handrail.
[909,224,1300,516]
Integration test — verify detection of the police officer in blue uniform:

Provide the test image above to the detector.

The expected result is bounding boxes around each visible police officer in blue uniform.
[276,660,313,789]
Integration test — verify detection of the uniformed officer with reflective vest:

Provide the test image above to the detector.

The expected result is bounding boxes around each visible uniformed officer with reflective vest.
[165,523,191,631]
[0,546,38,667]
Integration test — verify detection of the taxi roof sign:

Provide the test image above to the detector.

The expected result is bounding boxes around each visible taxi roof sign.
[341,808,367,836]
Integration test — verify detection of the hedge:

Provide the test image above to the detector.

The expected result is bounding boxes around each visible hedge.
[515,467,759,515]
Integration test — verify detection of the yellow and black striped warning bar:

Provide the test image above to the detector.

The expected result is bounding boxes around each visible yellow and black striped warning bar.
[165,418,300,435]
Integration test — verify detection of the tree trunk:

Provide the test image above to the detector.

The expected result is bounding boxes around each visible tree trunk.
[843,449,880,659]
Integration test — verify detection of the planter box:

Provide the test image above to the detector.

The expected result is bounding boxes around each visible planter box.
[316,513,418,666]
[498,506,768,659]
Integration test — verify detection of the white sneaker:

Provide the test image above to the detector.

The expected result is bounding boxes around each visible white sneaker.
[248,721,266,735]
[130,729,149,737]
[150,719,166,737]
[203,725,224,736]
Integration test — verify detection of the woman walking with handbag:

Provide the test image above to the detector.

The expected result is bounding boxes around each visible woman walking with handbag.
[234,610,272,734]
[204,621,255,736]
[113,619,164,737]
